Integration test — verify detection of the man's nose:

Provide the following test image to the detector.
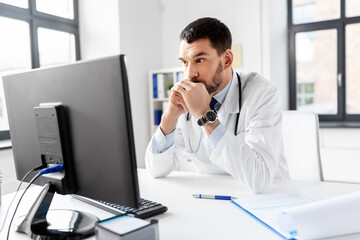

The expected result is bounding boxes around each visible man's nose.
[186,64,199,80]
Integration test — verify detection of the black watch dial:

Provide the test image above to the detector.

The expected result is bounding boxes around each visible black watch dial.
[206,110,217,122]
[197,110,217,126]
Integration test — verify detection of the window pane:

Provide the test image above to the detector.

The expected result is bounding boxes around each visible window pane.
[295,30,337,114]
[0,17,31,131]
[38,28,76,67]
[346,0,360,17]
[292,0,340,24]
[36,0,74,19]
[0,0,28,8]
[346,23,360,114]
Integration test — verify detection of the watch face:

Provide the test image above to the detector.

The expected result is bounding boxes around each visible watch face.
[206,110,217,122]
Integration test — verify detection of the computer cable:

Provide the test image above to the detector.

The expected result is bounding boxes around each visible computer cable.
[5,164,64,240]
[0,163,47,233]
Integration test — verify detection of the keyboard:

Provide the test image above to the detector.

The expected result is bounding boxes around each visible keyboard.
[71,194,168,219]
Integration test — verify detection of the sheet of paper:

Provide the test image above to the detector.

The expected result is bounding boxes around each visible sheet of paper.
[232,194,313,239]
[278,191,360,239]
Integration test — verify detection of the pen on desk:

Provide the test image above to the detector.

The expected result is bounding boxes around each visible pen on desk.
[193,194,237,200]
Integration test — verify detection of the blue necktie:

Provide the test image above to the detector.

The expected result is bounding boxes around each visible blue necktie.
[209,97,218,112]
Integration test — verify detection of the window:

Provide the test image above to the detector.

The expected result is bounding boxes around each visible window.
[0,0,80,142]
[38,28,76,67]
[297,83,315,108]
[289,0,360,125]
[0,0,27,8]
[36,0,74,19]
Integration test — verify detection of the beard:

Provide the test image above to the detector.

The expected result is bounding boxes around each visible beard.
[192,61,223,94]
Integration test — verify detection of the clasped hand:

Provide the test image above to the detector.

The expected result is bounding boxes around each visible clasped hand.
[170,79,211,119]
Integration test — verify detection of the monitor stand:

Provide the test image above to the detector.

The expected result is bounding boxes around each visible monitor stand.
[16,183,98,239]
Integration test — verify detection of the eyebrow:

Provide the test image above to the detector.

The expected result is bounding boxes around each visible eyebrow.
[178,51,209,61]
[192,51,208,58]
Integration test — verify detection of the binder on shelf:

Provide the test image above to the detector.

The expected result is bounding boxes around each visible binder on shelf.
[95,215,159,240]
[152,74,158,98]
[154,110,162,125]
[157,74,165,99]
[152,74,165,99]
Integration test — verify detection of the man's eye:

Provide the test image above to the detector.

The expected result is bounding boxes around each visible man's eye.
[196,59,205,63]
[182,61,188,66]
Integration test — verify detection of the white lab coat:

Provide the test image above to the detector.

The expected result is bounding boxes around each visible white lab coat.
[145,71,289,193]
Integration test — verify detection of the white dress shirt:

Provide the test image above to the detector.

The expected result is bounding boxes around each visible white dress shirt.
[145,70,289,193]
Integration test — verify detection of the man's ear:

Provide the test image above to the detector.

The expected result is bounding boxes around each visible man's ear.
[223,49,233,69]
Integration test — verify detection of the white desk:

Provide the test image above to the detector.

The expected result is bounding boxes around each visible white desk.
[1,169,360,240]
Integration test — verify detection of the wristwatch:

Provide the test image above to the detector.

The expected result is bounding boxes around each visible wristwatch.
[197,110,217,126]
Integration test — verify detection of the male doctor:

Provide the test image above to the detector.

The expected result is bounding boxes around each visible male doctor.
[145,17,289,193]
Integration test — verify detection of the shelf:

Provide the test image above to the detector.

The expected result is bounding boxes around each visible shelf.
[152,98,169,102]
[149,68,183,136]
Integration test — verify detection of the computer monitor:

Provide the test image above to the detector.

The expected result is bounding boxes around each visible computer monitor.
[3,55,140,209]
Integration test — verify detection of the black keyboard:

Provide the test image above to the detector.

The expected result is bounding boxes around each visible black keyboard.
[72,195,168,219]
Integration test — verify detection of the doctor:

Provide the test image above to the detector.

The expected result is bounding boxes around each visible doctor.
[145,17,289,193]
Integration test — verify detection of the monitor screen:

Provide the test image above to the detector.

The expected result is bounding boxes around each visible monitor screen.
[3,55,140,208]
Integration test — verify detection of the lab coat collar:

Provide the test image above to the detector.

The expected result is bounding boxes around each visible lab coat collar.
[219,69,242,114]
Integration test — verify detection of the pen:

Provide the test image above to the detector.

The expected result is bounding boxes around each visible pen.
[193,194,237,200]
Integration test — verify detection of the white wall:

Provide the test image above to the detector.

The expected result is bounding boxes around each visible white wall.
[261,0,289,109]
[79,0,121,60]
[79,0,163,167]
[161,0,262,74]
[118,0,163,167]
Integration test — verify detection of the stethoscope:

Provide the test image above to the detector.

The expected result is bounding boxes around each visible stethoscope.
[186,72,242,152]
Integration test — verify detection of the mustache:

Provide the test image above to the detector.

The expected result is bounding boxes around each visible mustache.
[190,79,206,85]
[189,78,212,94]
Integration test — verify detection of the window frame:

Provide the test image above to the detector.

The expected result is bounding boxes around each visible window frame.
[0,0,80,141]
[288,0,360,126]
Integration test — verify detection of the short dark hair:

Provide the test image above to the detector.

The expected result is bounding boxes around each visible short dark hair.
[179,17,232,55]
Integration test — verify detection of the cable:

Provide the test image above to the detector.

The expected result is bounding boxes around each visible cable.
[6,172,40,240]
[39,164,64,175]
[0,163,47,233]
[5,164,64,239]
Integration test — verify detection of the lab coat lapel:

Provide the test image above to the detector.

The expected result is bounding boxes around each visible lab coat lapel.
[219,71,241,115]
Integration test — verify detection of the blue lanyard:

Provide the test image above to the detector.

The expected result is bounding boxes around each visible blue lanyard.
[186,73,242,136]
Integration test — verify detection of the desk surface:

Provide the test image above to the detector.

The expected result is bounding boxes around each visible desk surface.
[2,169,360,240]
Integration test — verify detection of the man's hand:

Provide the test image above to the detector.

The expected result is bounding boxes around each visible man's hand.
[172,79,211,119]
[160,87,189,135]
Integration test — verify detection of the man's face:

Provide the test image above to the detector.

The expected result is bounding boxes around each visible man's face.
[178,38,225,95]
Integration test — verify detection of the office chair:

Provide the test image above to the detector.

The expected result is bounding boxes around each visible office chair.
[282,110,324,181]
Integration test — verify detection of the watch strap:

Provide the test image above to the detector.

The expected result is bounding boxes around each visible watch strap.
[197,116,207,126]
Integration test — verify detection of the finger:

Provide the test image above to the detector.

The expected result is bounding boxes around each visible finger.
[172,84,186,95]
[171,90,184,100]
[172,93,189,111]
[176,100,189,112]
[183,79,197,87]
[182,103,190,112]
[177,80,195,90]
[171,92,185,104]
